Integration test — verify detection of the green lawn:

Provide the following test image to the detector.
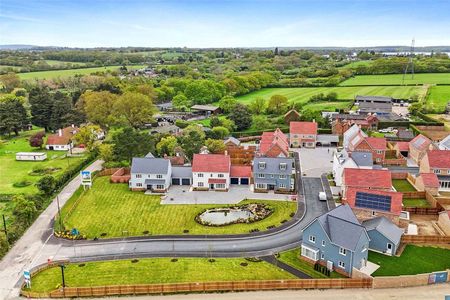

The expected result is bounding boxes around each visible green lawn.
[392,179,416,192]
[60,176,297,237]
[402,198,431,208]
[369,245,450,276]
[302,101,352,112]
[26,257,296,293]
[338,60,374,69]
[425,86,450,112]
[278,248,344,278]
[0,129,86,194]
[340,73,450,86]
[18,65,147,80]
[235,86,423,106]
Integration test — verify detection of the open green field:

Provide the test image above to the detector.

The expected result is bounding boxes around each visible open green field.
[42,60,87,67]
[278,248,344,278]
[369,245,450,276]
[425,86,450,112]
[60,176,297,237]
[235,86,423,105]
[26,257,295,293]
[340,73,450,86]
[338,60,373,69]
[392,179,416,192]
[0,129,86,194]
[18,65,147,80]
[302,101,351,111]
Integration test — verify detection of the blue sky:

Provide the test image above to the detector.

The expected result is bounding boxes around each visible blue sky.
[1,0,449,47]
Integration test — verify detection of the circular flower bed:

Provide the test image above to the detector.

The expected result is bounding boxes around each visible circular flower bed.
[195,204,273,227]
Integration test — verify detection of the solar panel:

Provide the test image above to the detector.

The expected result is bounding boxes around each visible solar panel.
[355,191,391,212]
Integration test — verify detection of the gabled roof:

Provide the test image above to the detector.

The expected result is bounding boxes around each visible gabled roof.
[230,165,252,178]
[439,134,450,150]
[344,168,392,189]
[426,150,450,169]
[46,126,79,146]
[362,216,403,245]
[395,141,410,151]
[284,109,301,118]
[259,128,289,157]
[343,124,368,149]
[253,157,293,175]
[224,136,241,146]
[410,134,432,151]
[418,173,439,188]
[131,157,171,174]
[314,205,368,252]
[345,187,403,214]
[192,154,230,173]
[350,151,373,167]
[355,95,392,102]
[290,121,318,135]
[397,129,415,140]
[191,104,219,112]
[171,166,192,178]
[365,137,386,150]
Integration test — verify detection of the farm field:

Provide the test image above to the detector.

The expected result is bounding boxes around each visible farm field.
[60,176,297,237]
[17,65,147,80]
[340,73,450,86]
[302,101,351,111]
[425,86,450,112]
[369,245,450,276]
[0,129,86,194]
[338,60,373,69]
[25,257,295,293]
[235,86,423,105]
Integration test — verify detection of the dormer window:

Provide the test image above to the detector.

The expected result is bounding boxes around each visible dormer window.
[258,162,266,170]
[279,163,287,170]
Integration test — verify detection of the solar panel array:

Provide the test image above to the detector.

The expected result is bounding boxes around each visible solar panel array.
[355,191,391,212]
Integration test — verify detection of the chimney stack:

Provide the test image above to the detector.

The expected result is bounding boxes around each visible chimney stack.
[58,129,62,137]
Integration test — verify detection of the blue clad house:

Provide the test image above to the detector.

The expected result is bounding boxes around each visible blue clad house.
[301,205,370,276]
[362,216,403,256]
[252,157,295,192]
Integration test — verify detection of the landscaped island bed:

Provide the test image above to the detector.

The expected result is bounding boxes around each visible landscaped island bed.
[339,73,450,86]
[25,257,296,293]
[59,176,297,237]
[369,245,450,276]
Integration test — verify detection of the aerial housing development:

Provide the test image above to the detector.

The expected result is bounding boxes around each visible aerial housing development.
[1,1,450,299]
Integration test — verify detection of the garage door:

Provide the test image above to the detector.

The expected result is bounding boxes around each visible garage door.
[240,178,249,185]
[181,178,191,185]
[230,178,239,184]
[172,178,181,185]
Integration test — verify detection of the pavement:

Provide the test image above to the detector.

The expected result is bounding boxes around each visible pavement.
[293,147,335,177]
[162,185,294,204]
[359,261,380,276]
[0,160,104,300]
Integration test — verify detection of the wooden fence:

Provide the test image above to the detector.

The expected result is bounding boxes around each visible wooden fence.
[21,278,373,298]
[403,207,441,215]
[401,235,450,244]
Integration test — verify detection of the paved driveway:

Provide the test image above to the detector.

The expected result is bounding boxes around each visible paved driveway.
[162,185,294,204]
[292,147,335,177]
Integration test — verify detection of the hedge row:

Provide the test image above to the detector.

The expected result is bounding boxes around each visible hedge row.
[232,127,331,137]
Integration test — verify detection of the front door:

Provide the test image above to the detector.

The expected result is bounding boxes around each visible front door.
[386,243,393,255]
[146,184,152,190]
[209,184,215,189]
[268,184,275,190]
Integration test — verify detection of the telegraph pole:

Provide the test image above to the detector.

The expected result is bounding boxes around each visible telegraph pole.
[2,214,9,247]
[56,196,63,231]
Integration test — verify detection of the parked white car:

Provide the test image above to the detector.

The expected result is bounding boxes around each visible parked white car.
[319,192,327,201]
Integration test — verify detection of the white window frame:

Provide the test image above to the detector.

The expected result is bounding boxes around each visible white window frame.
[136,183,142,187]
[279,183,286,188]
[198,182,204,187]
[320,253,325,260]
[198,173,204,178]
[279,163,287,170]
[279,174,286,179]
[156,174,163,179]
[322,240,326,247]
[136,174,142,178]
[256,183,267,189]
[339,247,347,256]
[433,169,441,174]
[338,261,345,269]
[218,173,224,178]
[258,162,266,170]
[301,244,319,261]
[156,184,165,190]
[215,183,226,189]
[376,150,383,154]
[309,235,316,243]
[257,173,265,178]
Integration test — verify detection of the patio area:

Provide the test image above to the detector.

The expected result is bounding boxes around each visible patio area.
[161,185,296,205]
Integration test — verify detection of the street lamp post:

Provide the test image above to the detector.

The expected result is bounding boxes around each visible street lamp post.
[59,264,66,288]
[56,196,63,231]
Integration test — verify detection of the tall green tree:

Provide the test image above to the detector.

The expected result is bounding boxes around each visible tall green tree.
[50,91,72,130]
[156,136,179,156]
[0,96,28,136]
[12,195,37,226]
[229,103,252,131]
[178,124,206,159]
[112,127,156,163]
[218,95,237,113]
[172,93,191,111]
[268,94,288,115]
[205,139,226,154]
[81,90,118,128]
[113,92,156,128]
[249,97,267,114]
[29,87,53,131]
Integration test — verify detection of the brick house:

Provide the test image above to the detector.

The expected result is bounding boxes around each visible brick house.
[332,114,378,136]
[343,188,403,224]
[419,150,450,191]
[348,136,387,164]
[289,121,318,148]
[409,134,433,164]
[415,173,440,195]
[259,128,289,157]
[342,168,392,200]
[192,154,231,191]
[224,137,257,165]
[284,109,301,124]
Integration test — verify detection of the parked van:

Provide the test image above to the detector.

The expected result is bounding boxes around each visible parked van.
[319,192,327,201]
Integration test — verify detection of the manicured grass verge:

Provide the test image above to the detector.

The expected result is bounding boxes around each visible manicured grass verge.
[369,245,450,276]
[392,179,416,192]
[340,73,450,86]
[60,176,297,237]
[25,257,296,293]
[402,198,431,208]
[278,248,344,278]
[235,87,422,106]
[425,86,450,113]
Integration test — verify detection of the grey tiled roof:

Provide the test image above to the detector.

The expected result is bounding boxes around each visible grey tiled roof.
[253,157,294,175]
[316,205,367,252]
[355,95,392,102]
[351,151,373,167]
[171,166,192,178]
[362,216,403,245]
[131,157,170,174]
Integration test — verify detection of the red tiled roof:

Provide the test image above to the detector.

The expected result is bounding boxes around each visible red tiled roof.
[409,134,432,151]
[208,178,227,184]
[46,126,79,146]
[192,154,230,173]
[419,173,440,188]
[345,187,402,215]
[230,165,252,178]
[365,137,386,150]
[343,168,392,189]
[259,128,289,157]
[290,121,318,135]
[396,142,409,151]
[426,150,450,169]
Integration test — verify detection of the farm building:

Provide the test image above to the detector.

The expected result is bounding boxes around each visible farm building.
[355,95,393,114]
[191,104,221,116]
[15,152,47,161]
